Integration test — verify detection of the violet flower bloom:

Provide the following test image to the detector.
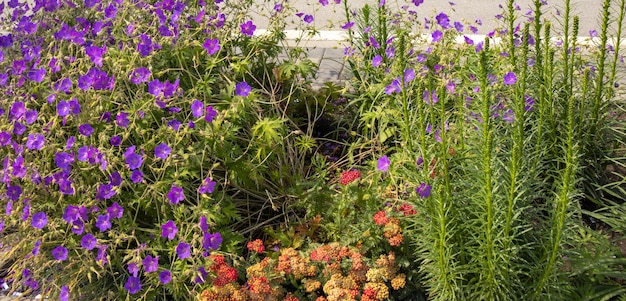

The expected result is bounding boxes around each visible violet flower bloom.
[27,68,45,82]
[432,30,443,42]
[203,38,220,55]
[96,214,111,232]
[377,155,390,172]
[202,232,222,251]
[125,152,143,170]
[205,106,217,122]
[416,182,432,198]
[57,100,70,117]
[504,72,517,85]
[191,100,204,118]
[6,185,21,201]
[319,0,328,5]
[235,81,251,96]
[161,220,177,240]
[128,263,139,277]
[303,14,314,23]
[130,170,143,183]
[167,185,184,204]
[107,202,123,219]
[81,233,97,250]
[384,78,402,95]
[436,12,451,29]
[26,134,45,150]
[159,270,172,284]
[142,255,159,273]
[78,123,94,136]
[85,45,106,67]
[129,67,150,84]
[240,20,256,36]
[199,178,216,194]
[52,245,68,261]
[97,183,116,200]
[55,152,74,169]
[31,212,47,229]
[154,143,171,159]
[371,55,382,67]
[59,286,69,301]
[124,276,141,294]
[341,22,354,29]
[176,242,190,259]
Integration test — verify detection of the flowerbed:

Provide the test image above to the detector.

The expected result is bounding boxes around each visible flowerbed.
[1,0,626,300]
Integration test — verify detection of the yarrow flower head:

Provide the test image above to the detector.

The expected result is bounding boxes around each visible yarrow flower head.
[247,239,265,253]
[339,170,361,185]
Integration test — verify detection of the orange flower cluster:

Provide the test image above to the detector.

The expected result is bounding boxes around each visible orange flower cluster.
[200,241,405,301]
[376,216,403,246]
[247,239,265,253]
[209,255,239,287]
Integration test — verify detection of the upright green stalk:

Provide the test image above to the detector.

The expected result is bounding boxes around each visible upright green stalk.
[506,0,517,67]
[609,0,626,99]
[593,0,612,129]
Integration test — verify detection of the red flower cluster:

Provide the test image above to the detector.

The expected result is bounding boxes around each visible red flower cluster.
[373,211,389,225]
[247,239,265,253]
[398,203,417,216]
[209,255,239,287]
[339,170,361,185]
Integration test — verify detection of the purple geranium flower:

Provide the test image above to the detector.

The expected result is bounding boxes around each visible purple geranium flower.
[55,152,74,169]
[81,233,97,250]
[191,100,204,118]
[124,276,141,295]
[52,245,68,261]
[377,155,390,172]
[131,170,143,183]
[436,12,450,29]
[27,68,46,82]
[107,202,123,219]
[203,38,220,55]
[143,255,159,273]
[372,55,382,67]
[59,286,69,301]
[161,220,177,240]
[199,178,216,194]
[303,14,314,23]
[235,81,251,97]
[504,72,517,85]
[205,106,217,122]
[125,152,143,170]
[95,214,111,232]
[432,30,443,42]
[26,134,45,150]
[31,212,47,229]
[97,183,116,200]
[167,185,184,204]
[202,232,222,251]
[240,20,256,36]
[159,270,172,284]
[176,242,190,259]
[154,143,171,159]
[78,123,94,136]
[85,45,106,67]
[57,100,70,117]
[416,182,432,198]
[129,67,150,84]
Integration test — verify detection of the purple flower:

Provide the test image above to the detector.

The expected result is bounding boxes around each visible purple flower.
[202,232,222,251]
[504,72,517,85]
[57,100,70,117]
[27,67,46,83]
[454,21,464,32]
[371,55,382,67]
[54,78,72,93]
[432,30,443,42]
[589,29,598,38]
[110,135,122,146]
[81,233,97,250]
[161,220,177,240]
[191,100,204,118]
[124,276,141,295]
[59,286,69,301]
[71,219,84,235]
[96,245,109,266]
[32,240,41,256]
[160,270,172,284]
[129,67,150,84]
[78,124,94,137]
[97,183,116,200]
[25,110,37,124]
[167,185,184,204]
[25,134,44,150]
[341,22,354,29]
[416,182,432,198]
[176,242,190,259]
[55,152,74,169]
[6,185,21,201]
[142,255,159,273]
[303,14,314,23]
[205,106,217,122]
[199,178,216,194]
[235,81,251,97]
[96,214,111,232]
[9,101,25,120]
[319,0,329,5]
[377,155,390,172]
[203,38,220,55]
[404,68,415,84]
[107,202,123,219]
[240,20,256,36]
[31,212,47,229]
[85,45,106,67]
[128,263,139,277]
[384,78,402,95]
[125,153,143,170]
[52,245,68,261]
[154,143,171,159]
[436,12,450,29]
[131,170,143,183]
[63,205,80,223]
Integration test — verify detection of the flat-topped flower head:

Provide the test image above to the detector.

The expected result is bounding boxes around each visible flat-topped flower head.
[240,20,256,36]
